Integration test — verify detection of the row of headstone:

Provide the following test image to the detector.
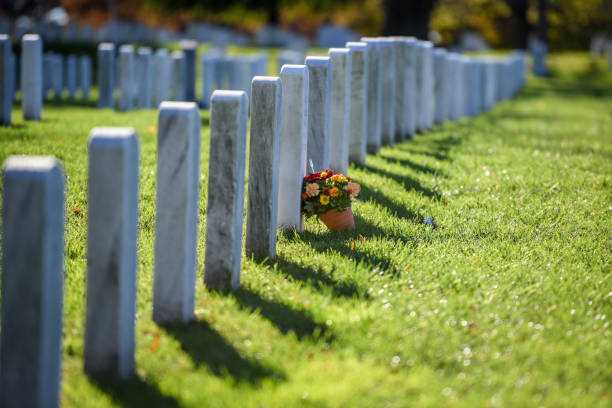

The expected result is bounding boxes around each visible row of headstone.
[0,34,527,405]
[97,40,198,111]
[200,50,268,109]
[42,53,91,100]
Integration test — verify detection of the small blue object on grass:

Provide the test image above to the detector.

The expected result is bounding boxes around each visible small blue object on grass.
[425,215,433,226]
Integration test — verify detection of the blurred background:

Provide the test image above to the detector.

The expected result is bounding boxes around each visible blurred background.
[0,0,610,52]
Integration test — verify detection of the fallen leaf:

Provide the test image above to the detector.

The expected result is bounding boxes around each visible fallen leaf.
[149,336,160,351]
[350,241,355,250]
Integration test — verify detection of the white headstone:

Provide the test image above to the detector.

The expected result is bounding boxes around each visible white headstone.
[85,128,139,379]
[0,155,64,407]
[360,38,382,153]
[379,38,395,144]
[65,54,76,100]
[246,77,282,260]
[171,50,186,101]
[154,102,201,322]
[0,35,11,125]
[305,56,331,172]
[78,55,91,99]
[433,48,448,124]
[153,49,171,108]
[346,42,368,165]
[98,43,115,108]
[204,91,248,290]
[136,48,152,108]
[328,49,350,174]
[21,34,42,120]
[278,65,308,231]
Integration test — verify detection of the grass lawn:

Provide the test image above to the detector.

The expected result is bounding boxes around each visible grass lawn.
[0,52,611,407]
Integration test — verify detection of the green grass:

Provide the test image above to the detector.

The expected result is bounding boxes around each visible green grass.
[0,52,611,407]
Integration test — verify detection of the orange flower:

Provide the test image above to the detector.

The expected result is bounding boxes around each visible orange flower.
[301,192,307,200]
[305,182,320,197]
[344,182,361,197]
[329,187,339,197]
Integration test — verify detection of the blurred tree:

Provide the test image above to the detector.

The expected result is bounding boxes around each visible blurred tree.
[382,0,437,39]
[503,0,530,48]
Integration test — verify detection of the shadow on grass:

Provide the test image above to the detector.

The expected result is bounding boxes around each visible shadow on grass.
[377,153,442,176]
[272,256,368,299]
[358,183,428,220]
[230,287,333,342]
[162,319,283,385]
[395,134,462,162]
[91,376,180,408]
[43,97,98,108]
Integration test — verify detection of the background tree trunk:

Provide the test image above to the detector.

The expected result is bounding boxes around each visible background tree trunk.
[382,0,437,40]
[505,0,530,49]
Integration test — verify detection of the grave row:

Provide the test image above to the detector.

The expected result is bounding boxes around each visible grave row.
[0,36,525,407]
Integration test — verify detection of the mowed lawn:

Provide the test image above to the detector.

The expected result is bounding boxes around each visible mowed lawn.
[0,52,610,407]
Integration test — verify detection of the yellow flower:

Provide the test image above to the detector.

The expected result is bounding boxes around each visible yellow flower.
[319,194,330,205]
[320,171,327,178]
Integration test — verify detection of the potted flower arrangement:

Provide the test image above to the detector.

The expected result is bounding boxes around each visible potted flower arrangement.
[301,169,361,231]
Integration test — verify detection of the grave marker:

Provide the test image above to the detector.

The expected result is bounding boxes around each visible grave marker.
[433,48,448,124]
[246,77,282,260]
[0,156,64,408]
[346,42,368,165]
[0,35,10,125]
[305,56,331,171]
[65,54,76,100]
[277,65,308,231]
[171,50,186,101]
[391,38,407,142]
[154,102,201,322]
[180,39,197,101]
[153,49,171,108]
[204,91,248,290]
[119,45,135,111]
[78,55,91,99]
[85,128,139,379]
[97,43,115,108]
[328,49,350,174]
[136,48,152,108]
[360,38,382,153]
[379,38,395,145]
[21,34,42,120]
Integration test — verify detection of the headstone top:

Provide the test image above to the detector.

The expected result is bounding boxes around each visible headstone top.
[22,33,41,42]
[252,75,281,85]
[98,42,114,51]
[280,64,307,75]
[180,39,198,49]
[172,50,185,58]
[346,42,367,50]
[155,48,169,56]
[3,155,58,173]
[305,56,330,66]
[119,44,134,53]
[89,127,136,145]
[138,47,152,55]
[0,34,8,41]
[329,48,350,54]
[211,89,247,102]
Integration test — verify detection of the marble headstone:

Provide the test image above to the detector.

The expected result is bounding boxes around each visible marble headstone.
[0,35,11,125]
[305,56,331,172]
[205,91,248,290]
[136,48,152,108]
[98,43,115,108]
[85,128,139,379]
[360,38,382,153]
[180,39,197,101]
[346,42,368,165]
[246,77,282,260]
[154,102,201,322]
[379,38,395,145]
[21,34,42,120]
[328,49,350,174]
[0,156,64,408]
[277,65,308,231]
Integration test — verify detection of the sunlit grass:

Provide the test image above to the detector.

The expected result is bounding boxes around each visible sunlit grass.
[0,52,610,407]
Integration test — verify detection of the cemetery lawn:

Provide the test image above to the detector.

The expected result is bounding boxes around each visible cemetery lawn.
[0,52,611,407]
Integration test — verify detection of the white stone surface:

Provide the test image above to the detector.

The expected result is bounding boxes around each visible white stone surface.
[1,155,64,407]
[65,54,76,99]
[97,43,115,108]
[136,48,152,108]
[346,42,368,165]
[360,38,382,153]
[78,55,91,99]
[205,91,248,290]
[85,128,139,379]
[246,77,282,260]
[391,38,407,142]
[171,50,186,101]
[0,35,11,125]
[379,38,395,145]
[21,34,42,120]
[180,39,197,101]
[278,65,308,231]
[433,48,448,124]
[153,49,171,108]
[305,56,331,172]
[328,49,350,174]
[422,41,435,129]
[119,45,135,111]
[154,102,201,321]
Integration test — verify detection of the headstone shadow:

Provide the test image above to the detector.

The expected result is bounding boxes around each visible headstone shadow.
[91,376,181,408]
[230,287,333,342]
[362,164,441,200]
[358,183,426,221]
[161,319,284,385]
[271,256,368,299]
[377,153,443,176]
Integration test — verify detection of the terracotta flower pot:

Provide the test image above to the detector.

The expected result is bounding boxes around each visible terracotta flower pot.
[318,207,355,231]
